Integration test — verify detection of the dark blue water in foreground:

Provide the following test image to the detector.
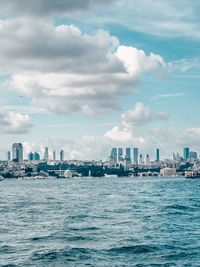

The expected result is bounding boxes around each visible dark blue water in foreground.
[0,177,200,266]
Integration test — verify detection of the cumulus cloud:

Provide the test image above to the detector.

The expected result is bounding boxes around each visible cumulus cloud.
[104,126,133,142]
[0,20,119,73]
[116,46,166,75]
[0,20,167,116]
[0,109,32,134]
[121,102,169,128]
[0,0,114,17]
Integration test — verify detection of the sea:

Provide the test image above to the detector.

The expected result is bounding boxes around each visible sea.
[0,177,200,266]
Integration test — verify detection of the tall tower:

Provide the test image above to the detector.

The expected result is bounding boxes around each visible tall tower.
[28,152,34,161]
[125,148,131,162]
[12,143,23,163]
[118,148,123,162]
[133,147,138,165]
[7,151,11,161]
[44,147,49,161]
[145,154,150,165]
[139,154,143,165]
[34,152,40,161]
[110,148,117,163]
[156,148,160,161]
[53,150,56,161]
[60,150,64,161]
[183,147,189,160]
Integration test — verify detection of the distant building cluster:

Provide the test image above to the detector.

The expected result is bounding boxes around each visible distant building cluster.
[109,147,160,168]
[109,147,198,167]
[7,143,65,163]
[107,146,199,176]
[0,143,199,179]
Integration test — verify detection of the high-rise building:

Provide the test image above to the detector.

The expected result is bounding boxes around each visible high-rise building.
[125,148,131,162]
[189,151,197,160]
[133,148,138,165]
[118,148,123,162]
[7,151,11,161]
[172,153,176,161]
[156,148,160,161]
[44,147,49,161]
[12,143,23,163]
[145,154,150,165]
[60,149,64,161]
[28,152,34,161]
[183,147,189,160]
[176,153,180,161]
[110,148,117,163]
[53,150,56,161]
[34,152,40,161]
[139,154,143,165]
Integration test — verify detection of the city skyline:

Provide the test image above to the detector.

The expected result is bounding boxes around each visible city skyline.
[0,1,200,160]
[5,143,199,163]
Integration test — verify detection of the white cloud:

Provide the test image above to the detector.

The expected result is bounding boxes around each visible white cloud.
[151,92,185,100]
[116,46,166,75]
[104,126,133,143]
[0,0,114,17]
[172,57,200,72]
[81,0,200,40]
[121,102,169,128]
[21,125,200,161]
[0,109,32,134]
[0,20,167,116]
[1,0,200,40]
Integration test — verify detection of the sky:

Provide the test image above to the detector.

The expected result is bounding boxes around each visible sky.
[0,0,200,160]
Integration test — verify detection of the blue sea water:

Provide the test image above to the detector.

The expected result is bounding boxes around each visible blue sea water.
[0,177,200,266]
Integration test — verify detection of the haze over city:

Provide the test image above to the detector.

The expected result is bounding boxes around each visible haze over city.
[0,0,200,160]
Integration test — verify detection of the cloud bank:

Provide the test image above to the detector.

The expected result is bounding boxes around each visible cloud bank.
[0,109,32,134]
[0,0,114,17]
[0,20,167,116]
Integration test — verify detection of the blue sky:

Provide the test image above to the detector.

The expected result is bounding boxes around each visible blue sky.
[0,0,199,160]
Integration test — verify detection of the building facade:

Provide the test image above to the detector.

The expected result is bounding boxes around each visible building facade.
[44,147,49,161]
[156,148,160,161]
[60,150,64,161]
[110,148,117,163]
[133,147,138,165]
[118,148,123,162]
[183,147,189,160]
[12,143,23,163]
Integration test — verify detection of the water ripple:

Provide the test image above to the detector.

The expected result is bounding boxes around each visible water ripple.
[0,177,199,266]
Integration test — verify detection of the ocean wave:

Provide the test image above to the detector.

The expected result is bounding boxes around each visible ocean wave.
[108,244,157,254]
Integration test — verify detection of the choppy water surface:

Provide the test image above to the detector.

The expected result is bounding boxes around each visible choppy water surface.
[0,177,200,266]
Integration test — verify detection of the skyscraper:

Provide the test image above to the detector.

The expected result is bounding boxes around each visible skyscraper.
[28,152,34,161]
[145,154,150,165]
[53,150,56,161]
[172,153,176,161]
[110,148,117,163]
[118,148,123,162]
[189,151,197,160]
[139,154,143,165]
[125,148,131,162]
[156,148,160,161]
[60,149,64,161]
[34,152,40,161]
[183,147,189,160]
[7,151,11,161]
[12,143,23,163]
[44,147,49,161]
[133,148,138,165]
